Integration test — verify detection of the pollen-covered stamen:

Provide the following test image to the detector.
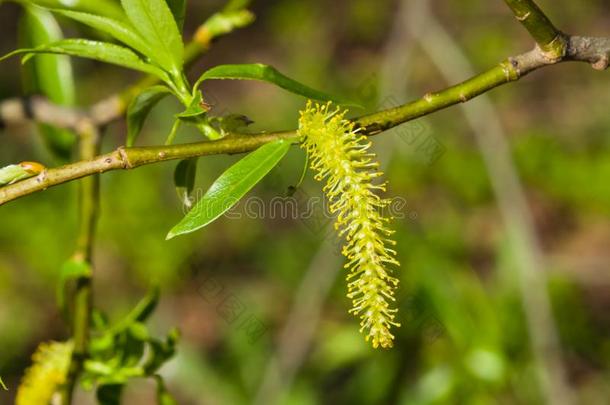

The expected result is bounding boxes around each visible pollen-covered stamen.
[16,341,73,405]
[298,101,401,349]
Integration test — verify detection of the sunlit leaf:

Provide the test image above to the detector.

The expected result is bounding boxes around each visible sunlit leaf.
[10,0,125,20]
[126,85,171,146]
[121,0,184,75]
[1,39,169,80]
[167,139,291,239]
[51,10,154,62]
[195,63,360,106]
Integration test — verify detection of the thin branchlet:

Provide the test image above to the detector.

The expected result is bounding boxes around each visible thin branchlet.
[299,101,400,349]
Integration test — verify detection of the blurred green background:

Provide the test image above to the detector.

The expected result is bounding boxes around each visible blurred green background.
[2,0,610,404]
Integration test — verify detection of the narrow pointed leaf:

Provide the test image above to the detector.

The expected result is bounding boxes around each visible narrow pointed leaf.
[1,39,168,79]
[19,6,76,159]
[51,10,154,61]
[167,139,291,239]
[121,0,184,74]
[10,0,125,20]
[195,63,360,107]
[126,85,171,146]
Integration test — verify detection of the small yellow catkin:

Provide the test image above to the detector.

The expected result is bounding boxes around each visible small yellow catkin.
[298,101,400,348]
[16,341,73,405]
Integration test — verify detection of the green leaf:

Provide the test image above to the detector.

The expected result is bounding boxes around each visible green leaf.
[165,0,186,31]
[1,39,169,79]
[195,63,359,107]
[175,91,206,120]
[19,5,76,160]
[56,258,92,314]
[10,0,125,20]
[51,10,155,62]
[0,164,37,186]
[174,158,198,209]
[20,7,75,105]
[121,0,184,74]
[126,85,171,146]
[167,139,291,239]
[128,322,150,341]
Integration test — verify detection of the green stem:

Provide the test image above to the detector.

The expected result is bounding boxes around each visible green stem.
[60,122,100,405]
[503,0,566,59]
[165,120,182,145]
[354,53,527,133]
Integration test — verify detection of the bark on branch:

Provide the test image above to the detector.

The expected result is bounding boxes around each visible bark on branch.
[1,9,609,206]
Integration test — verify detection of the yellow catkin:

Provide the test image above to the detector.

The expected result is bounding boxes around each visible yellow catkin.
[298,101,400,349]
[16,341,73,405]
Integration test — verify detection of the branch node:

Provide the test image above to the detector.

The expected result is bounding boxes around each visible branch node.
[117,147,133,169]
[539,34,568,63]
[36,170,48,185]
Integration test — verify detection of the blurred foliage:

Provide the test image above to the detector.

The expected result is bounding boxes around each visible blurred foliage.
[2,0,610,404]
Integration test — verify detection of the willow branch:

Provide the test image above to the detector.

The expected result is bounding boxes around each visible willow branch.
[1,33,609,206]
[357,35,610,134]
[503,0,567,59]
